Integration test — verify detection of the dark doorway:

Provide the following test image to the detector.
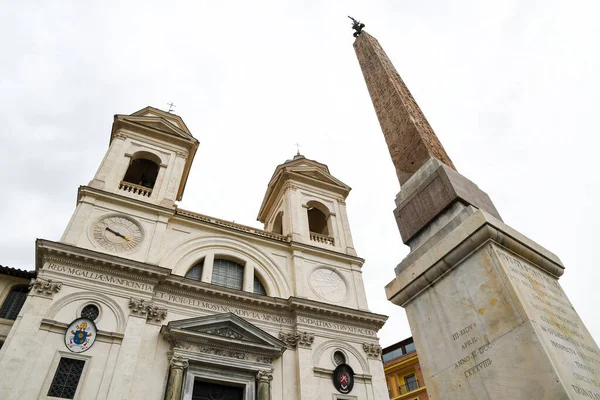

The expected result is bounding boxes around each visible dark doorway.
[192,380,244,400]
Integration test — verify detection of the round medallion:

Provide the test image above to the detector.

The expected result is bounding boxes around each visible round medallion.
[333,363,354,394]
[92,215,143,253]
[65,318,97,353]
[309,268,347,303]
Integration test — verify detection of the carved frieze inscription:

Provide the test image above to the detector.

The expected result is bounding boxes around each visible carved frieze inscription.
[496,248,600,398]
[46,264,154,292]
[154,292,378,337]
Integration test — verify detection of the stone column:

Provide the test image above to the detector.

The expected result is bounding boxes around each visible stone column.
[165,356,188,400]
[256,370,272,400]
[200,252,214,283]
[243,263,255,292]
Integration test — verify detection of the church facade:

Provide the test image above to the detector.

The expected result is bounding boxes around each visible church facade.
[0,107,387,400]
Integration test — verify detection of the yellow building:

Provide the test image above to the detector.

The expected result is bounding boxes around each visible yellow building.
[382,337,428,400]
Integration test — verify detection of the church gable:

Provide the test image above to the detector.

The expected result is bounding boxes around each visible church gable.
[162,312,286,352]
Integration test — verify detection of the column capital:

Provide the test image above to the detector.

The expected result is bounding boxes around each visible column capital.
[170,355,189,370]
[256,370,273,383]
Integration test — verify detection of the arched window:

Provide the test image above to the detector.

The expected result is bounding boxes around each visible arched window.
[184,260,204,281]
[0,285,29,320]
[307,201,329,235]
[253,276,266,296]
[333,351,346,366]
[123,153,160,189]
[211,259,244,290]
[272,211,283,235]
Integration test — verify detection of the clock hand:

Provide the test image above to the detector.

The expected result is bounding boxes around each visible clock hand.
[105,227,131,241]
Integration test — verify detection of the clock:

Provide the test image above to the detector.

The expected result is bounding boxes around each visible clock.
[92,215,143,253]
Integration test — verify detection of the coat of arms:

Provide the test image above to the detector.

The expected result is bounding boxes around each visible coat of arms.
[65,318,97,353]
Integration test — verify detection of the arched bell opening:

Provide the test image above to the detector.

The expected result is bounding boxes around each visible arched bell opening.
[306,201,330,236]
[122,151,161,189]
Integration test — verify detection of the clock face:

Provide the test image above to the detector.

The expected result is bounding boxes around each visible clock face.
[92,215,142,253]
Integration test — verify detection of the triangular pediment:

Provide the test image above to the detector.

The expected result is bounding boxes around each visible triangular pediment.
[258,155,351,221]
[117,106,196,142]
[161,313,286,354]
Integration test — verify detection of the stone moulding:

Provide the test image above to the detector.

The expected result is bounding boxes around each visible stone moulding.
[386,210,565,307]
[29,277,62,298]
[129,298,168,324]
[362,343,382,358]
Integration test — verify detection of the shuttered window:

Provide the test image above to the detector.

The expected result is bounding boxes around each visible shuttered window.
[0,285,28,320]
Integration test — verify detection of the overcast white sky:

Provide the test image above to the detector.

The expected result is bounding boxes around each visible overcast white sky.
[1,1,599,348]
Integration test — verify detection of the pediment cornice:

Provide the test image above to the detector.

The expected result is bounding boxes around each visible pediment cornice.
[162,312,287,358]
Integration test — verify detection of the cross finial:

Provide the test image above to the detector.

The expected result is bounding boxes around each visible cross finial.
[167,102,176,113]
[295,142,302,155]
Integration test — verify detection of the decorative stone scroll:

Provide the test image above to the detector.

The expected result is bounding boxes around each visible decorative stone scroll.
[129,298,167,324]
[362,343,382,358]
[29,277,62,298]
[279,330,315,349]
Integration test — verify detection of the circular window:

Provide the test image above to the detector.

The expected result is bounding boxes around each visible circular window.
[333,351,346,366]
[81,304,100,321]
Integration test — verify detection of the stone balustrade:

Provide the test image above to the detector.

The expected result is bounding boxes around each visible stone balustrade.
[310,232,335,246]
[118,181,152,197]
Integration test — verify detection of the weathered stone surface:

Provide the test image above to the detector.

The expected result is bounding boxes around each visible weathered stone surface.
[353,32,455,184]
[387,211,600,399]
[393,158,501,245]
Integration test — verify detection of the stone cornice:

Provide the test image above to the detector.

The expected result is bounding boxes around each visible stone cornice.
[39,318,124,344]
[288,297,387,329]
[78,186,176,216]
[386,210,565,307]
[156,277,386,330]
[175,209,290,244]
[36,239,170,281]
[289,241,365,265]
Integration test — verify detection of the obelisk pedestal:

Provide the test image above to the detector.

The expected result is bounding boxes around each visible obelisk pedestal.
[352,27,600,399]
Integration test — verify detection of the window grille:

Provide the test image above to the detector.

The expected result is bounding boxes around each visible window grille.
[47,357,85,399]
[0,285,28,320]
[333,351,346,366]
[211,259,244,290]
[185,260,204,281]
[253,276,266,296]
[80,304,99,321]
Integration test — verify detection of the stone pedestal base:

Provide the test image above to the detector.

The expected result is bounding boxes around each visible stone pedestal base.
[386,211,600,399]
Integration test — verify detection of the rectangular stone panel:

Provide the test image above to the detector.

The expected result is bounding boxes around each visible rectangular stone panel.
[405,242,600,399]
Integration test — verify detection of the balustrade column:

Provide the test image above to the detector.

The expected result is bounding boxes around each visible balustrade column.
[256,370,273,400]
[165,356,189,400]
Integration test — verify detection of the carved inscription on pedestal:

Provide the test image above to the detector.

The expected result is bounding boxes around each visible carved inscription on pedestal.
[496,247,600,398]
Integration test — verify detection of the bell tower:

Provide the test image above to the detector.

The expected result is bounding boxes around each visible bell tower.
[89,106,199,208]
[257,154,357,256]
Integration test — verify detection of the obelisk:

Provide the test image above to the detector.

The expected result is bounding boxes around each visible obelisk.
[353,25,600,399]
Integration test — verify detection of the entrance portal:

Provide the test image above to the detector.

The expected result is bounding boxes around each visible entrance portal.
[192,380,244,400]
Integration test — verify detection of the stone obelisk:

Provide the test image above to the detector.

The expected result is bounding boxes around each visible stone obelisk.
[353,28,600,399]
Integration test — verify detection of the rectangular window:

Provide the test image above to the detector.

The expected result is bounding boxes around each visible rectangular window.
[0,286,28,320]
[404,373,418,392]
[47,357,85,399]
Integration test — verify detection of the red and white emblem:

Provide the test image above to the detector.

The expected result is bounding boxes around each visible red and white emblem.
[333,364,354,394]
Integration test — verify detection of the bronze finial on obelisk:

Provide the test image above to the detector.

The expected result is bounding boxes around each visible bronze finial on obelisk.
[352,26,456,185]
